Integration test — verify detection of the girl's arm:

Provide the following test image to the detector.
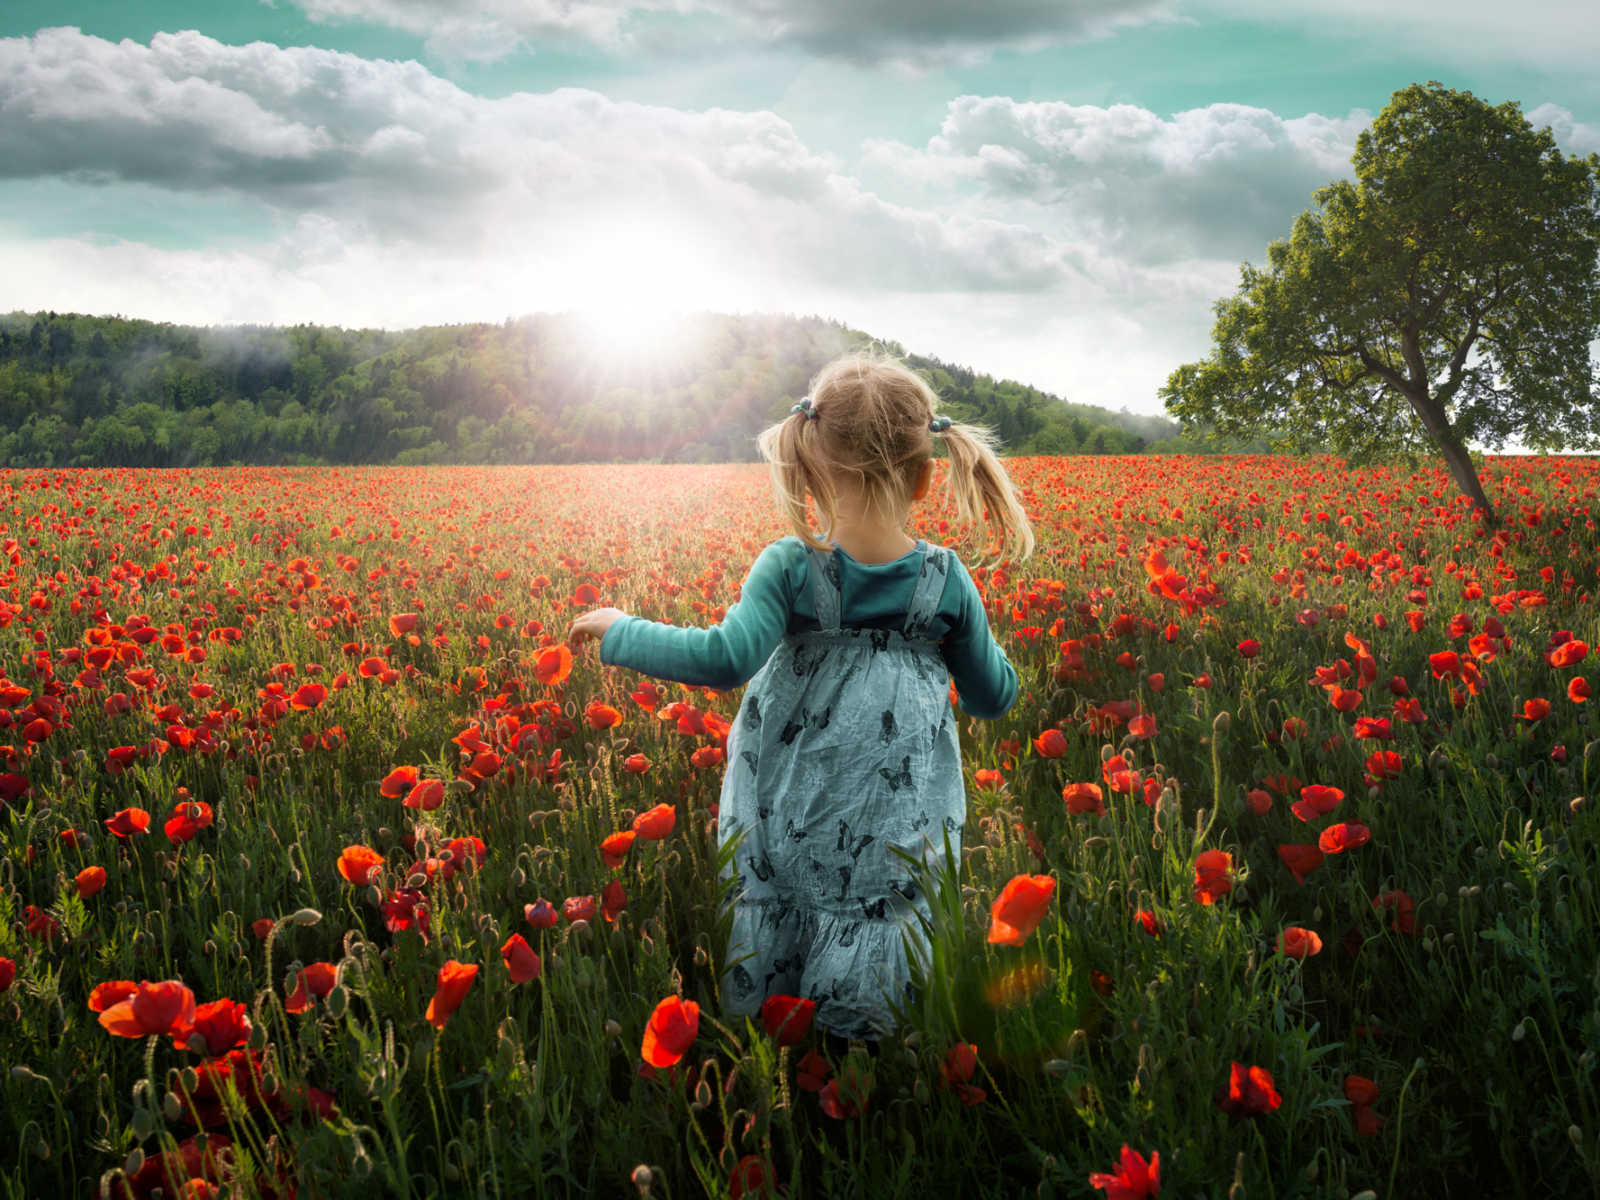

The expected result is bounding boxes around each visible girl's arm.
[566,540,799,689]
[939,556,1019,720]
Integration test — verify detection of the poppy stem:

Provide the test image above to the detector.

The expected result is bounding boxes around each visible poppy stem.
[1386,1056,1424,1199]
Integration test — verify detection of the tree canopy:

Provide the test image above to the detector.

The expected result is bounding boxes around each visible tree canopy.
[0,311,1177,467]
[1161,81,1600,522]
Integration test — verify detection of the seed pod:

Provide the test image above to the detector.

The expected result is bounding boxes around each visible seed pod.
[130,1107,156,1142]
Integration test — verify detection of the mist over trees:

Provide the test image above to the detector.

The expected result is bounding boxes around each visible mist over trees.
[0,310,1189,468]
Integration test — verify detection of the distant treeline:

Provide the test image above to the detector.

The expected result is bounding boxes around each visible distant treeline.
[0,310,1242,467]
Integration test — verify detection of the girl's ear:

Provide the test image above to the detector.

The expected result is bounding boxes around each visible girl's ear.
[911,459,934,501]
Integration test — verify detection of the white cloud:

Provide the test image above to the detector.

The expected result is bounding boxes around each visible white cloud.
[0,27,1071,293]
[1529,103,1600,156]
[866,96,1368,262]
[283,0,1176,65]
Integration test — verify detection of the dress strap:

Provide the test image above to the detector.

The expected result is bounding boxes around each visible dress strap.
[804,544,843,634]
[901,543,949,639]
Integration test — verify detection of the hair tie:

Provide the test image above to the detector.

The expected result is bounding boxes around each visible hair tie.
[791,396,819,421]
[928,416,953,433]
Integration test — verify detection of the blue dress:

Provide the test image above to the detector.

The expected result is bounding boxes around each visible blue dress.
[717,540,966,1039]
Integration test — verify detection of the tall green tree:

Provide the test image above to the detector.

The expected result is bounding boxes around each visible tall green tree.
[1161,81,1600,522]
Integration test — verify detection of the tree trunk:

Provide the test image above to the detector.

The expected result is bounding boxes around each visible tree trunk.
[1436,434,1498,526]
[1406,388,1499,526]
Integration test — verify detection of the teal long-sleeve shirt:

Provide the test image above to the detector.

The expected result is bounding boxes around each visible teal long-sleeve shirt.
[598,536,1019,719]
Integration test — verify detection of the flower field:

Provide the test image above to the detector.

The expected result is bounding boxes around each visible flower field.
[2,455,1598,1199]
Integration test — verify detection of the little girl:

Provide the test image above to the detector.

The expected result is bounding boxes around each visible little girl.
[568,353,1033,1041]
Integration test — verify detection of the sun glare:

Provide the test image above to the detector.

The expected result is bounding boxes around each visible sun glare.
[562,221,714,358]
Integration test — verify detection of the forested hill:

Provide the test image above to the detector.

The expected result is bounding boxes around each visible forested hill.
[0,310,1191,467]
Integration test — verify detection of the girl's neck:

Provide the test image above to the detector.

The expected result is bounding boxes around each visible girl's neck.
[827,513,916,565]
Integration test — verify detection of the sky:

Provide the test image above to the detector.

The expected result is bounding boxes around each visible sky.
[2,1,1598,418]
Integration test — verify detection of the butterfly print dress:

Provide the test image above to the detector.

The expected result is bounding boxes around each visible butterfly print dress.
[718,540,965,1039]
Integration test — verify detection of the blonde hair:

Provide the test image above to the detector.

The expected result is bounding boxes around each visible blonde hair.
[756,352,1034,564]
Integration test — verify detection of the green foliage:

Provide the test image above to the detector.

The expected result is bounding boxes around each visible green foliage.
[1162,81,1600,512]
[0,312,1177,466]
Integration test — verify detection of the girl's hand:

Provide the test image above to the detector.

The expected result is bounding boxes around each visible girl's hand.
[568,607,628,650]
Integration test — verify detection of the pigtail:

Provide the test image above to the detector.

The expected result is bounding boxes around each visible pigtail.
[756,410,839,551]
[938,421,1035,565]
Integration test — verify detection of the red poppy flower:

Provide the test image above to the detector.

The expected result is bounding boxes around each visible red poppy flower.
[381,888,430,939]
[388,612,419,638]
[1428,651,1461,679]
[1548,639,1589,668]
[337,844,385,885]
[1215,1061,1281,1117]
[760,994,816,1046]
[600,830,636,867]
[796,1049,832,1092]
[0,957,14,993]
[1032,728,1068,757]
[1237,639,1261,659]
[1089,1144,1161,1199]
[426,960,479,1030]
[88,980,138,1012]
[632,803,677,841]
[584,700,622,730]
[1365,749,1403,780]
[1344,1074,1385,1135]
[1277,927,1323,958]
[1373,889,1417,934]
[501,933,541,984]
[1277,843,1324,885]
[164,801,214,843]
[818,1062,871,1119]
[99,979,197,1038]
[729,1155,777,1200]
[534,645,573,687]
[601,878,627,922]
[1520,698,1551,721]
[525,898,559,928]
[1127,713,1157,739]
[1134,909,1161,937]
[622,753,651,774]
[1317,822,1371,854]
[1290,785,1344,822]
[285,962,339,1013]
[1571,677,1592,703]
[1344,1074,1380,1105]
[1352,717,1392,745]
[105,807,151,837]
[1063,782,1105,816]
[404,779,445,811]
[184,999,252,1056]
[641,994,699,1067]
[76,865,108,898]
[690,745,725,768]
[987,874,1056,945]
[379,765,419,797]
[1245,788,1273,816]
[1192,850,1233,905]
[937,1042,986,1104]
[289,682,327,710]
[1327,686,1362,712]
[562,895,596,923]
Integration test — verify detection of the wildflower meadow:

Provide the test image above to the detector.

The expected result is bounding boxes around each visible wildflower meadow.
[1,454,1598,1199]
